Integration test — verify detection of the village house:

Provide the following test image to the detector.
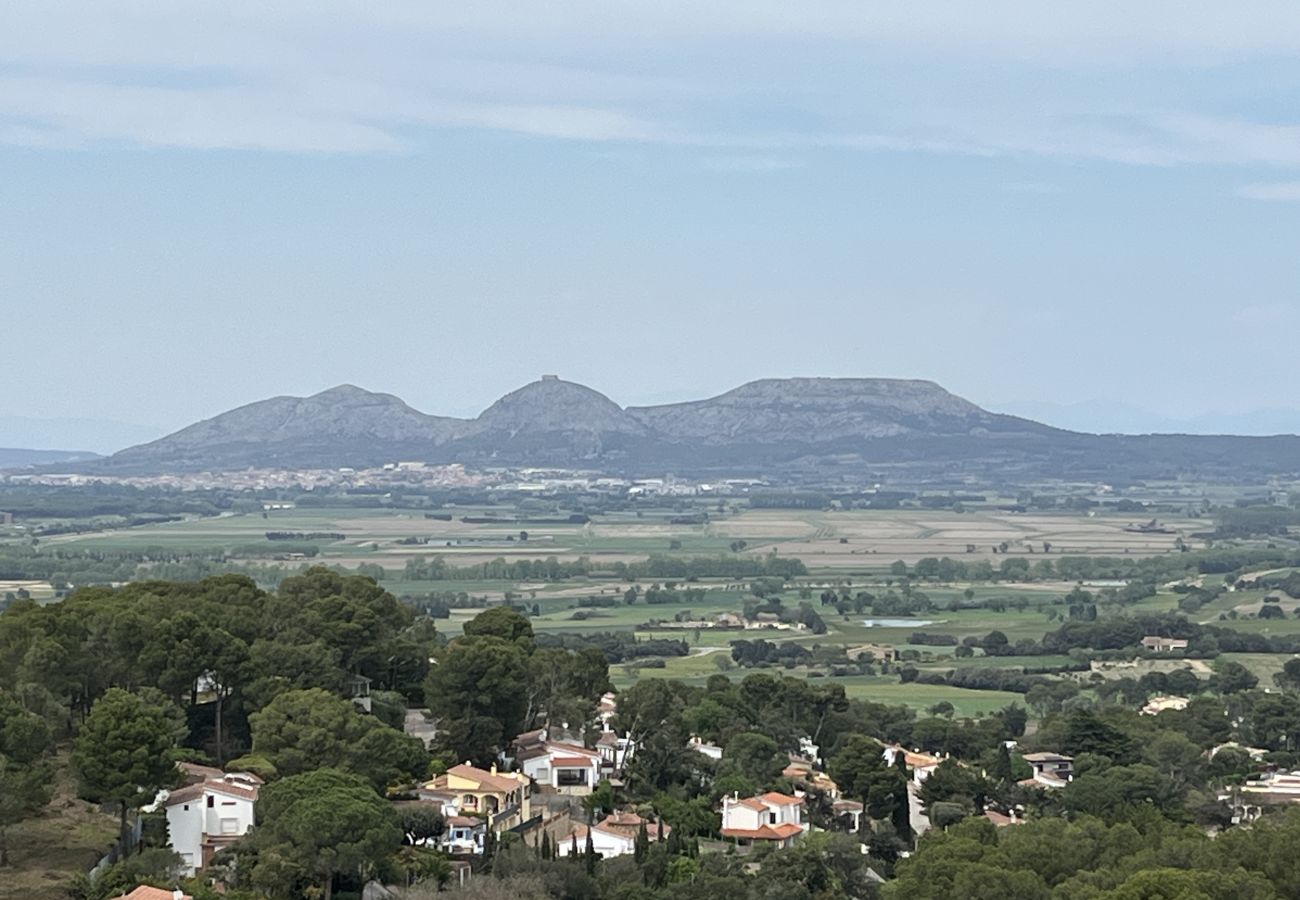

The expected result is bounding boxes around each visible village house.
[595,730,635,773]
[846,643,900,663]
[1141,636,1189,653]
[688,735,724,761]
[162,770,261,875]
[556,811,670,858]
[1141,695,1190,716]
[720,792,807,848]
[110,888,192,900]
[424,763,532,831]
[443,815,488,854]
[782,755,840,798]
[518,739,604,795]
[1021,752,1074,788]
[832,798,864,831]
[882,746,944,785]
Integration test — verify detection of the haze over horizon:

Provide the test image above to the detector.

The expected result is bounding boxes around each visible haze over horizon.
[4,2,1300,451]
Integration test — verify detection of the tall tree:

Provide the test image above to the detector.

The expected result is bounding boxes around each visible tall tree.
[72,688,181,854]
[249,688,427,790]
[246,768,402,900]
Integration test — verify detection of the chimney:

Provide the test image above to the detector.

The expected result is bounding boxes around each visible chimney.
[490,763,498,775]
[173,891,185,900]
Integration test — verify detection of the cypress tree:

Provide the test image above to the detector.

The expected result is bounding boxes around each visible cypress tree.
[571,832,579,860]
[634,821,649,863]
[585,829,596,875]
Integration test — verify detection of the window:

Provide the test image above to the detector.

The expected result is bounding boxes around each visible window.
[206,796,214,808]
[769,812,777,824]
[220,818,239,835]
[556,768,589,787]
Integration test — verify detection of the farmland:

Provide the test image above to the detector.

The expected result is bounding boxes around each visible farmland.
[7,498,1300,718]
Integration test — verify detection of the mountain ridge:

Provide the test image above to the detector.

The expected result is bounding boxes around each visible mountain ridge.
[72,377,1300,481]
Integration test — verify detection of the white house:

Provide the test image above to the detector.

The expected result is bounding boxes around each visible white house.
[163,772,260,874]
[882,746,944,785]
[595,731,635,772]
[720,792,807,848]
[556,811,669,858]
[443,815,487,854]
[518,741,603,796]
[688,735,724,761]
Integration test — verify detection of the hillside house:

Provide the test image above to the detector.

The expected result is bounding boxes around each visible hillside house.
[1141,695,1190,716]
[110,889,192,900]
[555,811,669,858]
[163,771,260,875]
[424,763,532,831]
[689,735,724,761]
[720,792,807,848]
[1141,636,1189,653]
[443,815,487,854]
[596,730,635,772]
[518,740,603,795]
[882,746,944,785]
[1021,752,1074,788]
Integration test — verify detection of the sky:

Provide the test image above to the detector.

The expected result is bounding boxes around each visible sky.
[3,1,1300,452]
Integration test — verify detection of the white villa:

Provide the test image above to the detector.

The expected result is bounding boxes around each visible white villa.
[163,770,261,874]
[720,792,807,848]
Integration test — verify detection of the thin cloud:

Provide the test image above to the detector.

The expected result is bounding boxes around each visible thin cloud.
[1237,181,1300,201]
[701,155,801,173]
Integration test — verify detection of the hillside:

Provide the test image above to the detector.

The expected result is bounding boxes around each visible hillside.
[85,376,1300,481]
[0,448,100,469]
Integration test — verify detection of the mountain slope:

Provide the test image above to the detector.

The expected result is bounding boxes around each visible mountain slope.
[629,378,1058,443]
[107,385,464,470]
[0,448,100,469]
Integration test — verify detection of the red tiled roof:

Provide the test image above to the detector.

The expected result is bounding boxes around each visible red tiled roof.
[551,756,598,768]
[112,887,192,900]
[442,764,526,794]
[721,823,803,841]
[163,779,257,807]
[737,798,767,811]
[759,792,804,806]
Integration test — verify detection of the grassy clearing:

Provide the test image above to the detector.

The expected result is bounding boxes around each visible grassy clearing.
[0,753,117,900]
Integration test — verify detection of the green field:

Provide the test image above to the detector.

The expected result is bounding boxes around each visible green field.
[13,501,1300,721]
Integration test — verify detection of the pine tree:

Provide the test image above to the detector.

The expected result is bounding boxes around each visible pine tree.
[634,821,649,864]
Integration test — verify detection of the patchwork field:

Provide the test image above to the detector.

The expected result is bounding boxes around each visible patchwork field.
[32,506,1203,574]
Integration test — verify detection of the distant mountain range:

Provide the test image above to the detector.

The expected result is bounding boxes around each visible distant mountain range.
[0,448,101,468]
[65,376,1300,483]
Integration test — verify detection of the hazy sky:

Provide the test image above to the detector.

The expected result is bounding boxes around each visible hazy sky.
[3,2,1300,450]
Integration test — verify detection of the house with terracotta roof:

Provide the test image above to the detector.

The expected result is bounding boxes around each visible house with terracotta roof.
[110,888,191,900]
[163,771,260,875]
[424,763,532,831]
[782,755,840,798]
[882,746,944,785]
[720,792,807,848]
[517,739,604,796]
[555,811,669,858]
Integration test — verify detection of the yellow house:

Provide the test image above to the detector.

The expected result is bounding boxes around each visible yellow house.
[426,763,531,831]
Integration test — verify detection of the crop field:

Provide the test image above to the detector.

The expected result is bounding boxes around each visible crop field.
[33,506,1203,575]
[15,500,1286,720]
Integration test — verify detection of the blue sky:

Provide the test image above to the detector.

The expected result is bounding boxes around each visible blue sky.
[3,1,1300,451]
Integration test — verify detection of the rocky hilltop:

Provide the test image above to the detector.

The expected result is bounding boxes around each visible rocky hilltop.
[629,378,1052,442]
[92,376,1300,481]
